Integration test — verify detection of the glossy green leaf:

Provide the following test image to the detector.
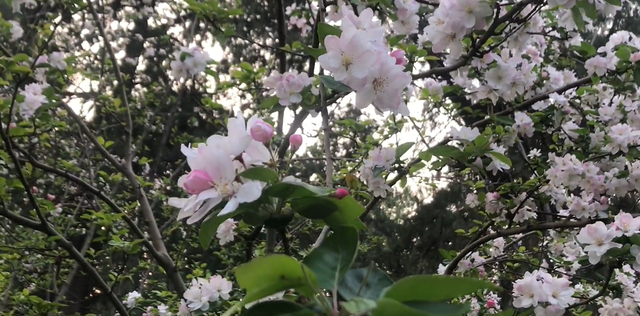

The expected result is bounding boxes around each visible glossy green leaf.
[341,298,377,315]
[382,275,501,303]
[303,226,359,290]
[291,196,338,219]
[238,167,279,183]
[404,301,471,316]
[322,196,366,230]
[396,142,415,159]
[244,300,316,316]
[319,75,353,93]
[338,267,394,300]
[317,23,342,43]
[234,254,318,306]
[491,309,533,316]
[372,298,429,316]
[265,182,332,199]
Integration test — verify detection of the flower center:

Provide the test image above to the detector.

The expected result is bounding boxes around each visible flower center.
[341,54,353,69]
[372,76,388,93]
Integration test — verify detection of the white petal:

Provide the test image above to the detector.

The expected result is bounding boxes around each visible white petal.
[235,181,263,203]
[218,198,240,216]
[187,197,223,224]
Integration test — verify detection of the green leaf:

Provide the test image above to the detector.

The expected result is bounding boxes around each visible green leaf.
[382,275,500,302]
[580,42,597,57]
[388,35,406,47]
[234,254,318,307]
[486,152,512,167]
[304,46,327,59]
[265,182,332,200]
[633,67,640,85]
[396,142,414,159]
[341,298,377,315]
[578,0,598,20]
[10,65,31,74]
[404,302,471,316]
[339,267,394,300]
[317,23,342,43]
[571,6,585,31]
[422,145,463,159]
[199,209,242,249]
[13,53,31,63]
[630,234,640,246]
[240,61,253,72]
[260,96,280,109]
[322,196,366,230]
[491,309,533,316]
[372,298,429,316]
[303,226,358,290]
[291,196,339,219]
[604,0,621,5]
[319,75,353,93]
[244,301,316,316]
[617,46,632,61]
[238,167,279,183]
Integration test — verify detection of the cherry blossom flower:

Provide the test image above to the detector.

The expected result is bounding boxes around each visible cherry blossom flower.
[576,222,622,264]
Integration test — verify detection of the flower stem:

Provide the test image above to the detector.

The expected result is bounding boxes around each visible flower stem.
[221,303,242,316]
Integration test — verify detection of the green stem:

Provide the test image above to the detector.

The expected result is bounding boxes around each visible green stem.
[221,303,242,316]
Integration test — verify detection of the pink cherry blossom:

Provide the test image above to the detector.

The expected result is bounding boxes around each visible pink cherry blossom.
[249,119,275,143]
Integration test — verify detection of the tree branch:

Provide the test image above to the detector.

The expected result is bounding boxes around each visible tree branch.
[444,219,596,275]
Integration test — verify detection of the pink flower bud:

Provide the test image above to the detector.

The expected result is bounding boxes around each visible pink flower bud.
[631,52,640,63]
[289,134,303,152]
[479,270,487,278]
[46,194,55,201]
[485,300,496,309]
[31,186,39,194]
[390,50,407,66]
[8,123,16,129]
[600,196,608,205]
[335,188,349,199]
[183,170,213,195]
[250,119,275,143]
[541,71,548,78]
[489,192,500,200]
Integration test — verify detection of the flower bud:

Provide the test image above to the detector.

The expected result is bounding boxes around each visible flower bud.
[335,188,349,199]
[31,186,39,194]
[250,119,275,143]
[8,123,16,129]
[485,299,496,309]
[183,170,213,195]
[46,194,55,201]
[390,49,407,66]
[600,196,608,205]
[289,134,303,152]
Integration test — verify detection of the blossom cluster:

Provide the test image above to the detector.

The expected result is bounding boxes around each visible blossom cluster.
[263,70,314,106]
[182,275,233,312]
[168,114,273,224]
[169,46,212,78]
[359,147,394,198]
[512,270,576,312]
[318,5,412,115]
